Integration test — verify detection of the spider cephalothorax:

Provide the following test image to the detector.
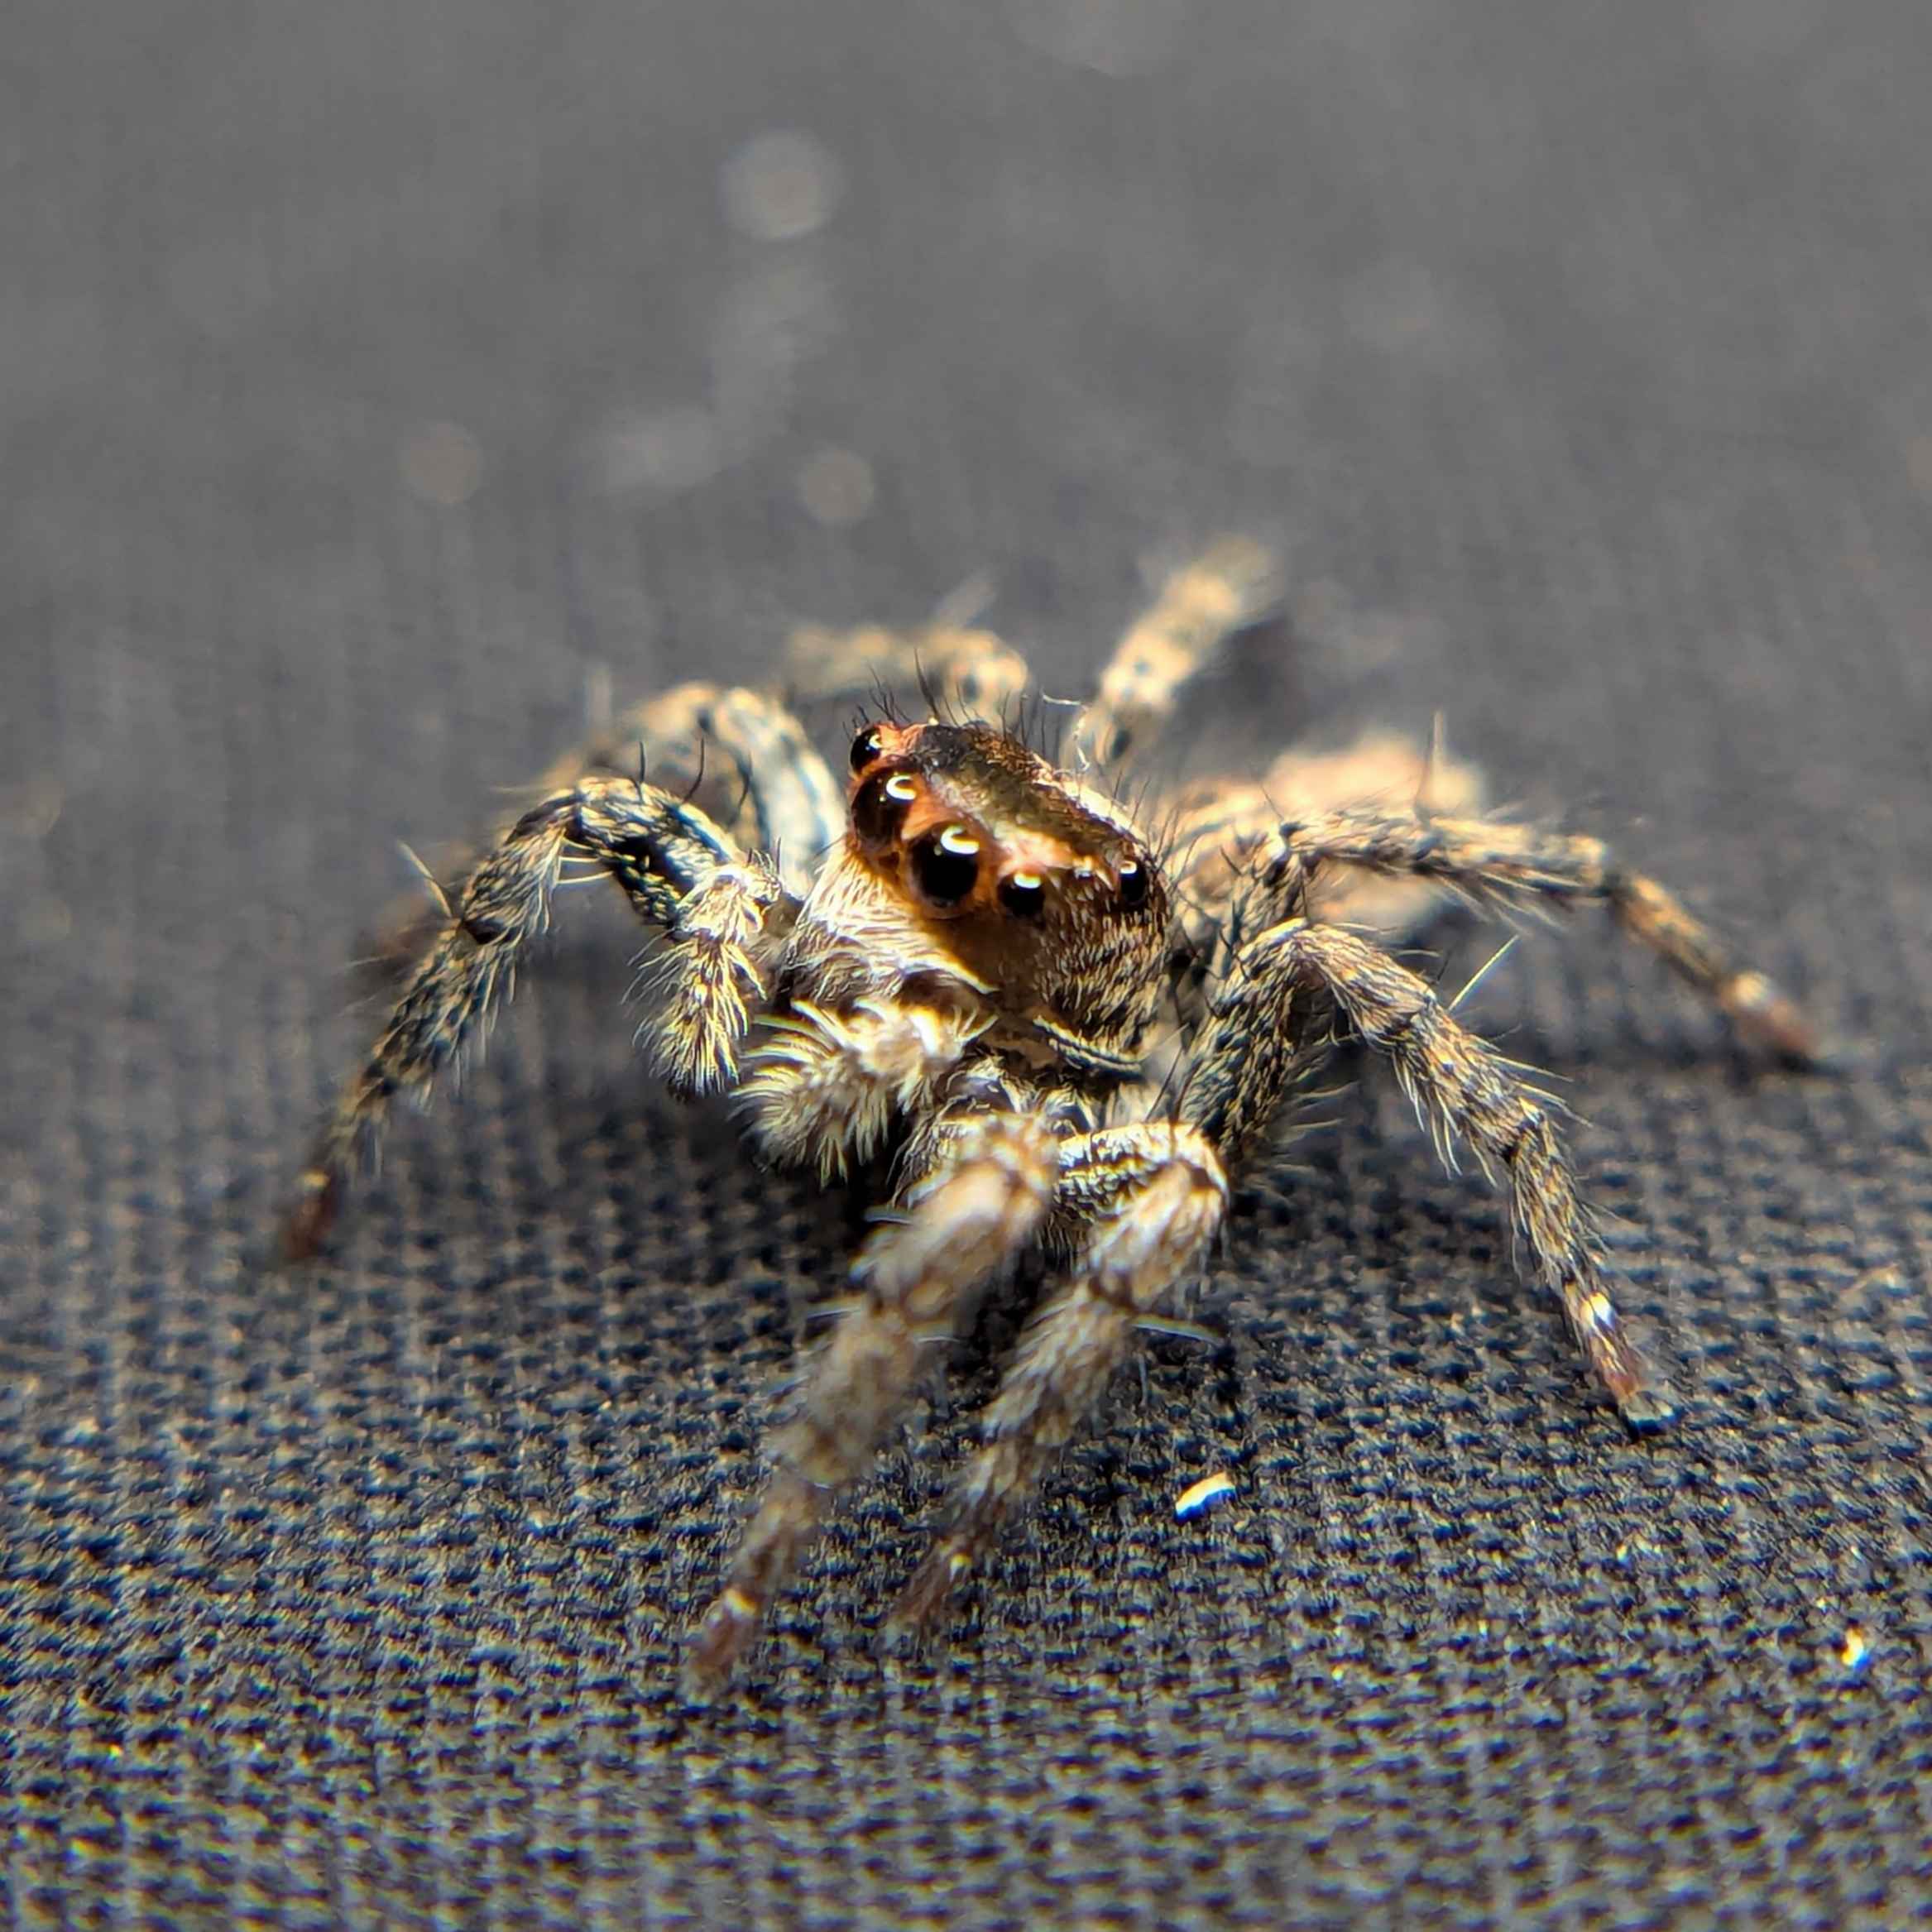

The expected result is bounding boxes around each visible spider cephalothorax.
[835,718,1167,1064]
[286,538,1821,1695]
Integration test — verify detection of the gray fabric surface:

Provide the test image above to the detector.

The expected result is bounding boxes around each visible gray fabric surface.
[4,2,1930,1924]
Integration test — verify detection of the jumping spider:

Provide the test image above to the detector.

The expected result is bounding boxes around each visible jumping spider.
[285,539,1820,1695]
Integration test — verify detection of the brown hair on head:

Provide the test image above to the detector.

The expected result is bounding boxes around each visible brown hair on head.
[844,717,1168,1055]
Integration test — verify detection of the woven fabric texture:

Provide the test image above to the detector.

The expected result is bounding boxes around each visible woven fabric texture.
[4,2,1930,1925]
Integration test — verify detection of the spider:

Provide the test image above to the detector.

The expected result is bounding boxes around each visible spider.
[285,539,1821,1697]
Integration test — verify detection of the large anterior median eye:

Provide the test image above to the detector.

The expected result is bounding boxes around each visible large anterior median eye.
[912,824,980,907]
[851,769,918,844]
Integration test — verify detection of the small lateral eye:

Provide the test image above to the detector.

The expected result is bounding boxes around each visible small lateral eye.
[852,769,918,843]
[1115,858,1150,911]
[998,870,1047,918]
[913,824,981,907]
[851,726,886,772]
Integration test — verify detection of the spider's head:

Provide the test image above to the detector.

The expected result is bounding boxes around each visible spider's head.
[842,719,1167,1054]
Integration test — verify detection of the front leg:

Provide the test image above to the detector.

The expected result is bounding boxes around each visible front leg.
[285,776,787,1257]
[892,1121,1230,1631]
[683,1100,1059,1697]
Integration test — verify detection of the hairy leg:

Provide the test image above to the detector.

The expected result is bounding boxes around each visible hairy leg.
[782,620,1033,721]
[683,1102,1059,1696]
[1176,789,1819,1067]
[1164,727,1488,959]
[287,775,787,1257]
[1071,536,1281,767]
[1248,916,1666,1421]
[892,1120,1229,1630]
[1259,807,1821,1063]
[366,684,838,970]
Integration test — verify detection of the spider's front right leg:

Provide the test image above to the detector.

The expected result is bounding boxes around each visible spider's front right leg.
[286,774,788,1258]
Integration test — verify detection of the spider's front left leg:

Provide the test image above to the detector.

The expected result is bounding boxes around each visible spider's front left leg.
[683,1096,1061,1697]
[286,774,789,1256]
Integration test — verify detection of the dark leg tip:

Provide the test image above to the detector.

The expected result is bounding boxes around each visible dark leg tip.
[889,1544,972,1635]
[1613,1376,1677,1433]
[1727,974,1831,1071]
[681,1591,762,1703]
[281,1170,341,1262]
[1587,1322,1676,1433]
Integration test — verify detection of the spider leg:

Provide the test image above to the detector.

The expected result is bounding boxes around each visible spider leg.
[1253,915,1663,1421]
[1071,536,1281,767]
[683,1102,1059,1698]
[781,620,1033,722]
[639,685,845,889]
[1163,728,1489,961]
[285,775,789,1257]
[1258,808,1820,1063]
[892,1122,1230,1632]
[366,683,839,971]
[894,889,1671,1634]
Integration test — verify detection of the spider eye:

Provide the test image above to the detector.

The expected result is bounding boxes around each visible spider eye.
[852,769,918,844]
[1115,858,1150,912]
[851,726,885,773]
[998,870,1047,918]
[912,825,981,907]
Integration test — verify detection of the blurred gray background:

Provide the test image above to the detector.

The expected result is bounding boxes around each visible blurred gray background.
[4,2,1930,1925]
